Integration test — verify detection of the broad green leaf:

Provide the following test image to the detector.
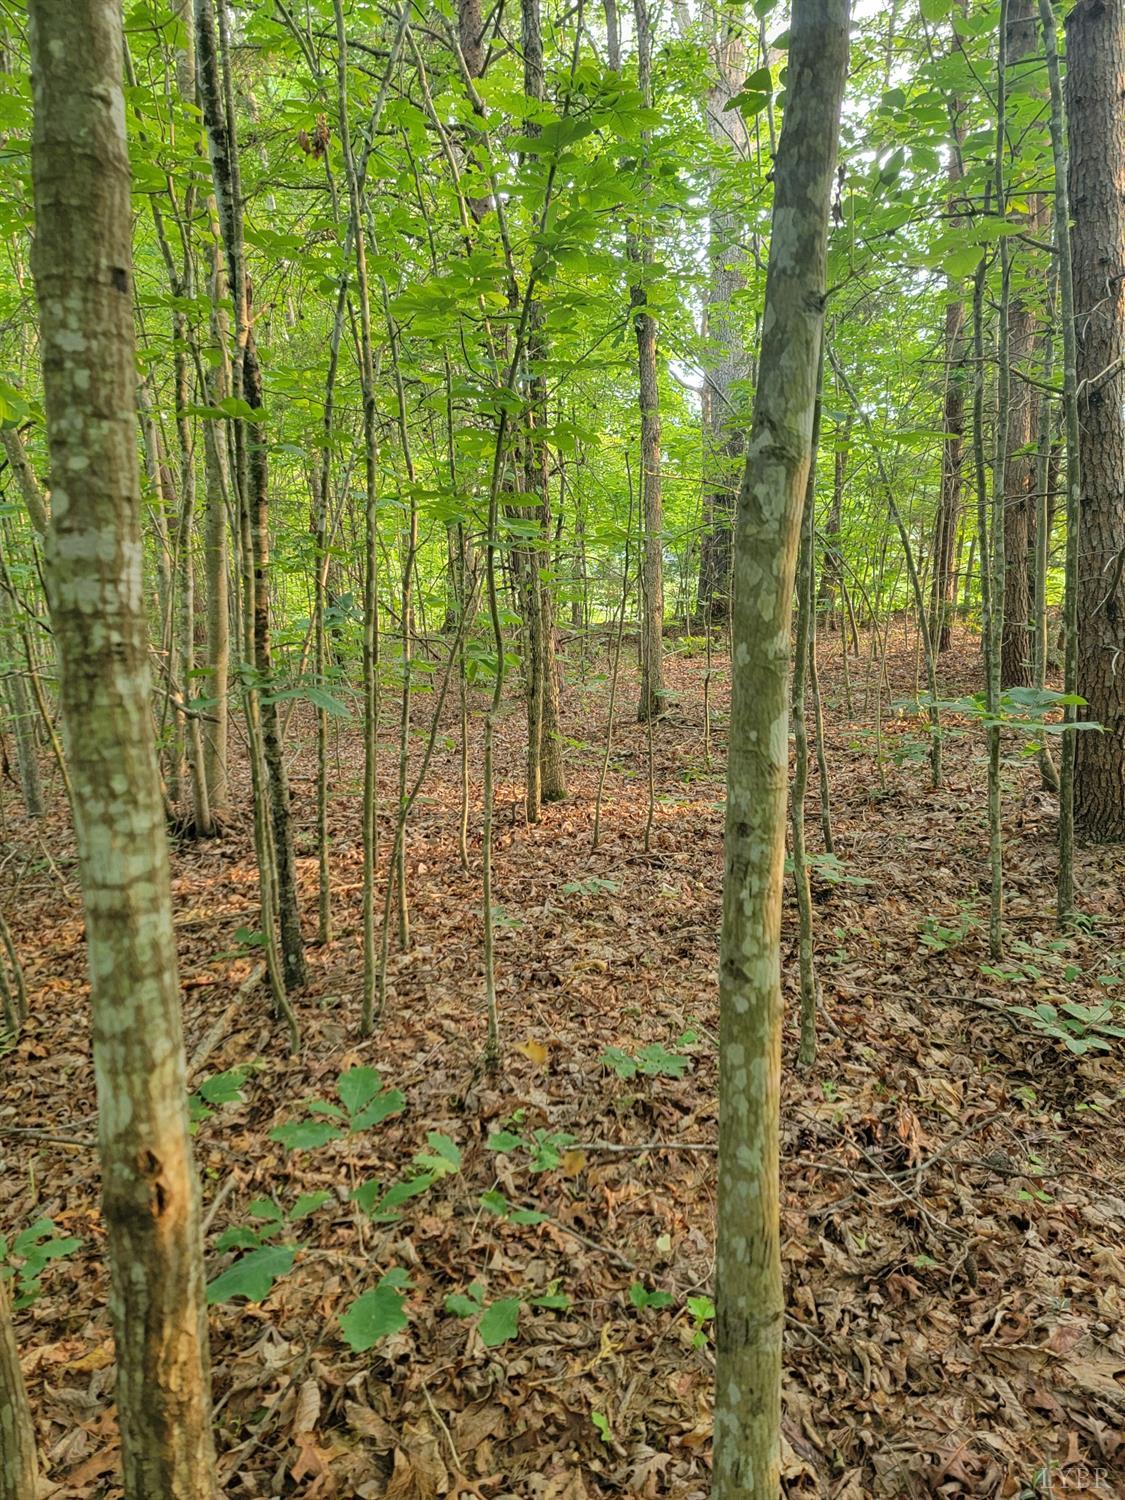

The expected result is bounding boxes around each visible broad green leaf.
[478,1297,521,1347]
[206,1246,296,1304]
[340,1280,409,1351]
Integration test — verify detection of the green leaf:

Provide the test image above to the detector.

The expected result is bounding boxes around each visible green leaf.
[337,1066,384,1116]
[247,1197,285,1223]
[206,1245,296,1304]
[214,1226,265,1252]
[290,1192,331,1220]
[340,1280,409,1350]
[628,1282,674,1310]
[486,1129,523,1153]
[270,1120,345,1151]
[444,1291,481,1317]
[351,1088,405,1131]
[414,1131,461,1175]
[478,1297,521,1347]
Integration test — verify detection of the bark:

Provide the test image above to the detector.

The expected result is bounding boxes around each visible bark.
[1067,0,1125,840]
[631,0,666,721]
[1,596,43,818]
[26,3,217,1495]
[696,22,751,626]
[196,0,306,998]
[245,331,308,991]
[930,105,966,655]
[818,412,851,629]
[715,0,849,1491]
[519,0,566,814]
[1000,0,1042,688]
[0,1278,37,1500]
[202,251,231,824]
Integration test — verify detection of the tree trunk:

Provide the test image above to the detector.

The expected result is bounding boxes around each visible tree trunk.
[632,0,665,722]
[1067,0,1125,840]
[714,0,849,1492]
[1000,0,1042,689]
[519,0,566,815]
[930,101,966,655]
[0,1278,37,1500]
[696,24,751,628]
[26,3,217,1494]
[1,610,43,818]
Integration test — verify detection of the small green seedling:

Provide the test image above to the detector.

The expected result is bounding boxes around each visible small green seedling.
[270,1065,404,1151]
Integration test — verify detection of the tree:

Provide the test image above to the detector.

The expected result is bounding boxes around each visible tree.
[999,0,1045,689]
[1067,0,1125,840]
[26,2,217,1494]
[0,1277,37,1500]
[695,10,753,629]
[630,0,667,723]
[714,0,850,1492]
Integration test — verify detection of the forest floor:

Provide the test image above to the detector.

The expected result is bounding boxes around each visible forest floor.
[2,626,1124,1500]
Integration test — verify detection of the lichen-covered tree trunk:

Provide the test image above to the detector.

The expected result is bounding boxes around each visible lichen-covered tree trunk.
[695,24,751,628]
[26,3,217,1495]
[714,0,849,1492]
[0,1277,37,1500]
[1067,0,1125,840]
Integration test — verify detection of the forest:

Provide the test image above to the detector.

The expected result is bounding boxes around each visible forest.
[0,0,1123,1495]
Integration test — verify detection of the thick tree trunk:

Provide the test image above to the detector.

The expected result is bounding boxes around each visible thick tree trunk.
[26,3,217,1495]
[1067,0,1125,840]
[714,0,849,1492]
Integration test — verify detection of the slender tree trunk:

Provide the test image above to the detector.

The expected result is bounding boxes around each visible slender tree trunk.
[715,0,849,1491]
[695,23,750,628]
[631,0,665,722]
[245,329,308,990]
[999,0,1042,689]
[202,236,231,825]
[0,1278,37,1500]
[518,0,566,817]
[1040,0,1082,919]
[26,4,217,1494]
[791,356,824,1067]
[196,0,306,999]
[1066,0,1125,841]
[930,110,965,655]
[1,608,42,818]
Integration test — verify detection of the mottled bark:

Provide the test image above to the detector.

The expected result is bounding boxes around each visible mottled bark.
[696,24,751,627]
[1067,0,1125,840]
[0,1279,37,1500]
[26,3,217,1495]
[715,0,849,1492]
